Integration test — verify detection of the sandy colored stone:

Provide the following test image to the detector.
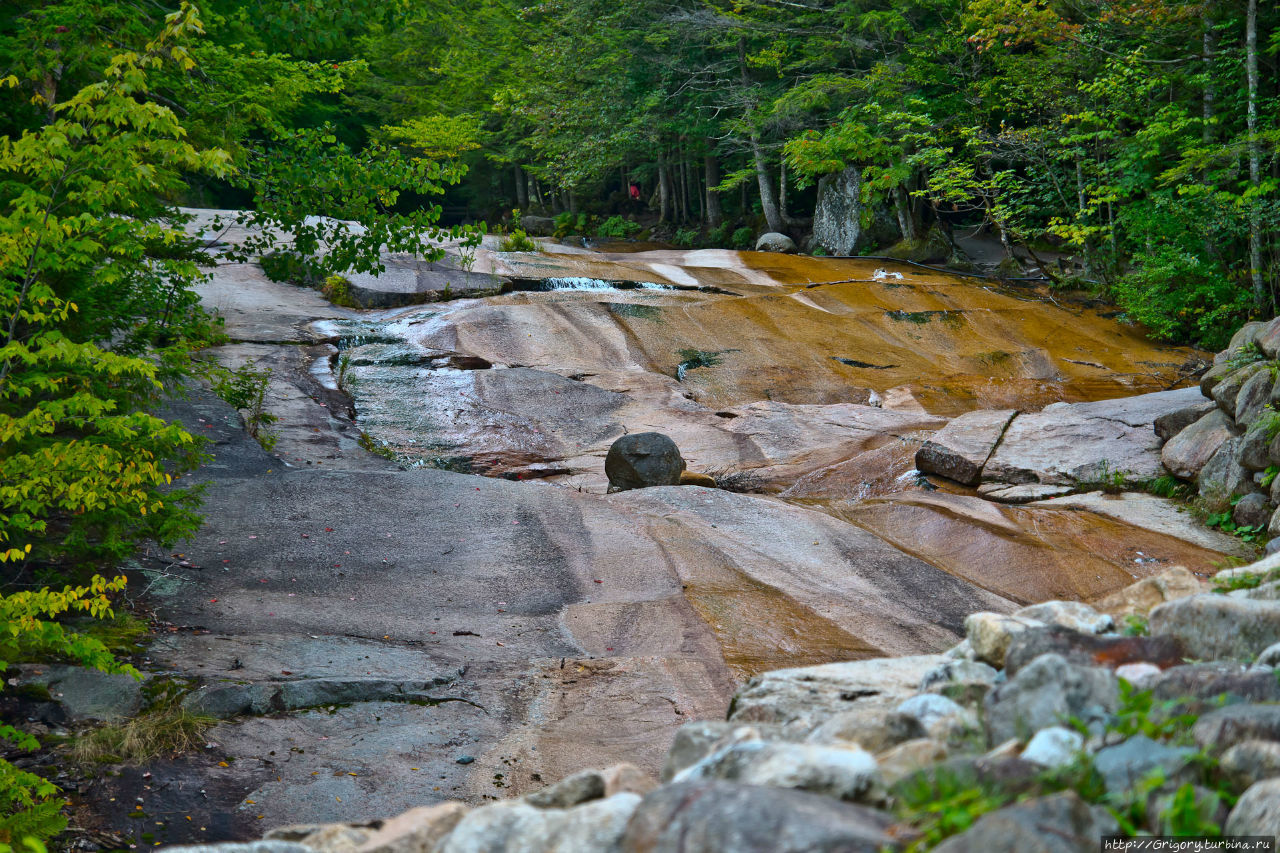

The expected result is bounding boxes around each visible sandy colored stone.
[354,804,468,853]
[1093,566,1206,619]
[915,409,1016,485]
[1161,409,1236,480]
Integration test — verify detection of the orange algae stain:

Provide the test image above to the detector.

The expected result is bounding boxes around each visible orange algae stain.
[834,492,1230,606]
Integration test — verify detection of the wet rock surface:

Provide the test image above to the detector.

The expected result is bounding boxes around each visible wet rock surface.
[97,214,1256,851]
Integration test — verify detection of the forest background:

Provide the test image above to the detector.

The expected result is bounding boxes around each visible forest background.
[0,0,1277,844]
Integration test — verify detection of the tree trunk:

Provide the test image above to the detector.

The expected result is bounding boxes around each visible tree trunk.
[780,159,788,224]
[705,149,724,229]
[569,187,578,215]
[752,137,785,233]
[893,186,917,243]
[658,152,672,223]
[1247,0,1265,307]
[514,165,528,210]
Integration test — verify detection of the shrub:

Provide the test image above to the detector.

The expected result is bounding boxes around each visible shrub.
[731,226,754,249]
[597,216,641,239]
[321,274,359,308]
[673,227,699,248]
[498,229,539,252]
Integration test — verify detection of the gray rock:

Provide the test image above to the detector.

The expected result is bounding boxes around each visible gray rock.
[915,410,1017,486]
[604,432,685,492]
[976,484,1073,503]
[1225,778,1280,838]
[439,793,640,853]
[1020,727,1083,768]
[983,388,1205,486]
[1149,663,1280,711]
[672,740,881,803]
[1270,508,1280,540]
[1014,601,1113,634]
[1003,625,1188,677]
[1255,317,1280,358]
[1201,360,1241,396]
[876,739,949,786]
[964,612,1045,669]
[1154,399,1217,442]
[1234,492,1273,528]
[619,780,896,853]
[661,722,790,782]
[1092,735,1194,793]
[1194,704,1280,752]
[524,765,653,809]
[1149,595,1280,661]
[812,166,861,256]
[1162,408,1235,480]
[1238,418,1274,471]
[895,694,966,731]
[265,823,374,853]
[1265,537,1280,556]
[1255,641,1280,668]
[1222,739,1280,792]
[754,232,797,254]
[932,792,1118,853]
[919,660,999,692]
[26,664,144,723]
[1235,369,1276,426]
[984,653,1119,744]
[1197,437,1254,501]
[1211,363,1268,415]
[805,709,926,752]
[1230,320,1268,353]
[182,675,457,718]
[729,654,948,730]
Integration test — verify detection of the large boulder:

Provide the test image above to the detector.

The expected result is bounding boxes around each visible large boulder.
[671,740,881,803]
[1197,437,1254,500]
[755,232,797,254]
[1160,409,1235,480]
[964,612,1045,669]
[1091,735,1195,793]
[932,792,1117,853]
[1225,778,1280,838]
[984,653,1119,744]
[982,388,1205,486]
[353,804,468,853]
[915,410,1017,486]
[805,709,926,753]
[1211,362,1268,415]
[1148,595,1280,661]
[1002,626,1187,677]
[1192,703,1280,753]
[1255,317,1280,358]
[1153,399,1217,442]
[728,655,948,731]
[1221,740,1280,791]
[1093,566,1205,619]
[619,780,896,853]
[1150,663,1280,710]
[812,166,861,256]
[1236,368,1277,426]
[438,793,641,853]
[20,664,144,723]
[605,432,685,492]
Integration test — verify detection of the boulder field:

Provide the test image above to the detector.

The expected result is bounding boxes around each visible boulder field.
[43,213,1280,850]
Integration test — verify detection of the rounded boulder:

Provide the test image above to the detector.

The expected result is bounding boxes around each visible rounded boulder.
[605,432,686,492]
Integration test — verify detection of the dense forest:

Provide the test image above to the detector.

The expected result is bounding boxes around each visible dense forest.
[0,0,1278,841]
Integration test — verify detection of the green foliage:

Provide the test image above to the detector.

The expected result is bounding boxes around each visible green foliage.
[1143,474,1192,500]
[892,767,1014,851]
[675,348,727,381]
[211,362,278,450]
[1262,465,1280,489]
[673,227,699,248]
[1120,613,1149,637]
[1212,567,1280,593]
[553,212,588,238]
[259,251,324,288]
[0,575,139,843]
[1,4,219,571]
[498,230,539,252]
[1204,496,1268,544]
[731,227,754,249]
[596,216,642,239]
[1110,679,1199,743]
[321,275,359,309]
[1156,783,1223,837]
